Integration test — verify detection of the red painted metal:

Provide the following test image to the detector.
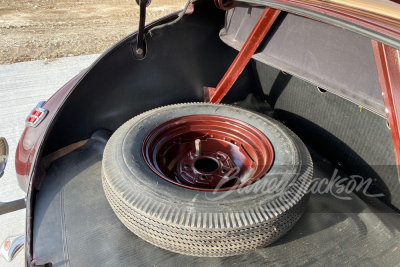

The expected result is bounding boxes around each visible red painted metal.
[15,70,86,191]
[142,115,274,191]
[204,8,281,103]
[372,40,400,182]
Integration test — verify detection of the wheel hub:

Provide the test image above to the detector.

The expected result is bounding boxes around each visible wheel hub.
[142,114,274,191]
[176,149,239,188]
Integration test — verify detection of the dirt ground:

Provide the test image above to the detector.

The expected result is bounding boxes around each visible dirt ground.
[0,0,187,64]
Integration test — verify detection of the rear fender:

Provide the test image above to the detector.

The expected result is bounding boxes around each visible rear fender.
[15,70,86,192]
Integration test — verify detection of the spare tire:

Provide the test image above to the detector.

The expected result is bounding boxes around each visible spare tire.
[102,103,313,257]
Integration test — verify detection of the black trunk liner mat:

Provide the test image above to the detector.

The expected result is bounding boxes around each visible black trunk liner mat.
[33,131,400,266]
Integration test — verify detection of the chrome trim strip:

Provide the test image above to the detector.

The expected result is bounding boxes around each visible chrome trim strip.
[0,235,25,262]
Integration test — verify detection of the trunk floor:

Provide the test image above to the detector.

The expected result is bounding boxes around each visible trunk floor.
[33,131,400,266]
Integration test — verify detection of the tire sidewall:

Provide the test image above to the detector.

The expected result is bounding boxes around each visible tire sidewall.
[103,103,311,214]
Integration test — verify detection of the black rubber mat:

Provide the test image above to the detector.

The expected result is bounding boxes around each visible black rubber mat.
[34,131,400,266]
[254,62,400,210]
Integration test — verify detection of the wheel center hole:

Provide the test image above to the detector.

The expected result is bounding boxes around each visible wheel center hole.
[194,158,219,173]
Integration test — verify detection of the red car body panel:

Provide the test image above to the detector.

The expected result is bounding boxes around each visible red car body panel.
[15,71,86,192]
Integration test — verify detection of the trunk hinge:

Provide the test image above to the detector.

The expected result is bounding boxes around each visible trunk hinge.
[130,0,151,60]
[204,7,280,103]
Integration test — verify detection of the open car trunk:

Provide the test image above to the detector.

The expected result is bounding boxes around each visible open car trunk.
[31,0,400,265]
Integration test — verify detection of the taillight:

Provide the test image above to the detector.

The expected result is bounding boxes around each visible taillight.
[25,101,48,128]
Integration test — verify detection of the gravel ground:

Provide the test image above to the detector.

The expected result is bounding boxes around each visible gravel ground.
[0,0,187,64]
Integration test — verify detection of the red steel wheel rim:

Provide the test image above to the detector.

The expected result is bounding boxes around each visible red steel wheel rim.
[142,115,274,191]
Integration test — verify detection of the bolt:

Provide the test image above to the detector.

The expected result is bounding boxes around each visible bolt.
[195,139,201,156]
